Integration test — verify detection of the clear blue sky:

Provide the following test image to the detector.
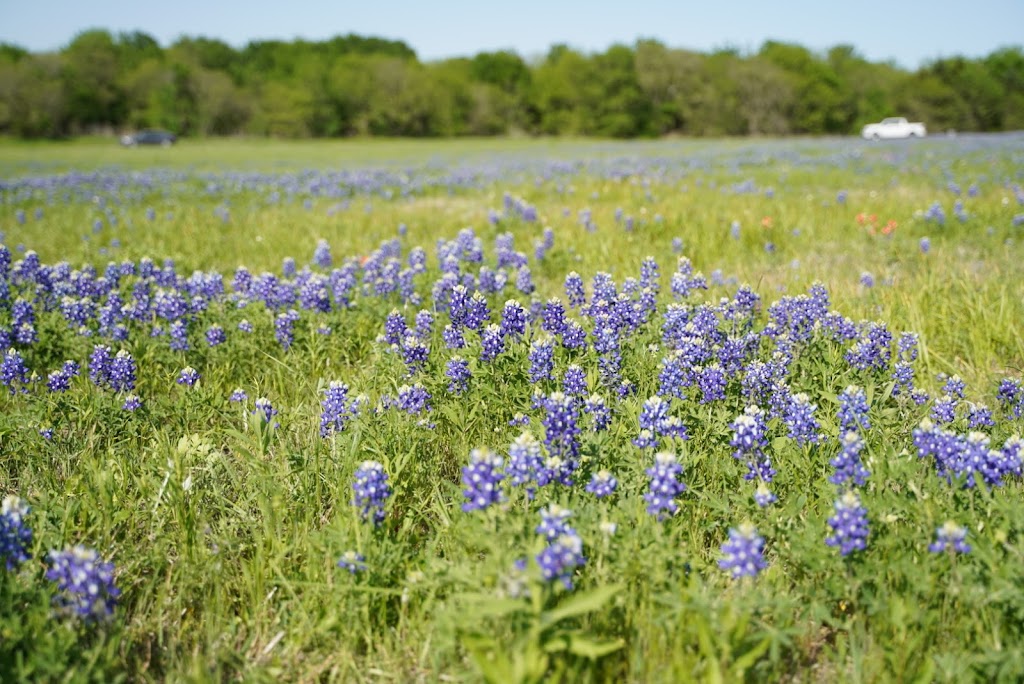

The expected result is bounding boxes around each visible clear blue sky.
[1,0,1021,69]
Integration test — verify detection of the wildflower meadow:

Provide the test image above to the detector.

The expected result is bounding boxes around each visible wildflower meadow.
[2,134,1024,682]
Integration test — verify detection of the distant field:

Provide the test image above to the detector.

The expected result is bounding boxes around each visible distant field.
[2,134,1024,682]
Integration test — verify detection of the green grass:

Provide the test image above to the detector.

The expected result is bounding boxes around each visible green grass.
[2,135,1024,682]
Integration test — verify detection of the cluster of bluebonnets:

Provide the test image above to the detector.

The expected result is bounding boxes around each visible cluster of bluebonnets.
[2,157,1021,619]
[0,495,120,625]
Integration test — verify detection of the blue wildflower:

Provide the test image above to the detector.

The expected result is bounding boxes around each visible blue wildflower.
[352,461,390,526]
[337,550,367,574]
[929,521,971,554]
[177,367,200,387]
[586,470,618,499]
[644,451,686,519]
[825,491,870,556]
[461,448,505,512]
[45,546,120,624]
[1,495,32,570]
[719,523,767,578]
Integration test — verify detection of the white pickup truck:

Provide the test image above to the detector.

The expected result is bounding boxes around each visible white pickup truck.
[861,117,927,140]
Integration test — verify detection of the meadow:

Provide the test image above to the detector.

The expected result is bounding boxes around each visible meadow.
[2,133,1024,682]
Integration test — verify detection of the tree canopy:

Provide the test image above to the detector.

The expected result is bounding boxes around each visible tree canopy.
[0,31,1019,138]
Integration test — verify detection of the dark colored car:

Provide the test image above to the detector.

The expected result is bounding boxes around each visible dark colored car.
[120,130,177,147]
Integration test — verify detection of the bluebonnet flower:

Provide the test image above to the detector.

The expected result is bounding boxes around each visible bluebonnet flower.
[536,518,585,590]
[564,272,586,309]
[109,350,137,393]
[282,256,297,278]
[498,299,527,340]
[671,237,684,253]
[505,432,543,494]
[845,322,892,372]
[47,360,79,393]
[253,397,278,426]
[924,202,946,225]
[88,345,114,388]
[719,523,767,578]
[541,298,567,336]
[541,392,581,466]
[479,324,504,363]
[40,427,54,440]
[461,448,505,512]
[442,324,465,350]
[967,402,995,428]
[45,546,121,624]
[696,364,727,403]
[644,452,686,518]
[464,292,490,332]
[830,432,871,488]
[562,365,587,396]
[274,309,300,350]
[509,413,530,427]
[929,521,971,554]
[177,367,200,387]
[122,394,142,411]
[825,491,869,556]
[941,374,966,400]
[445,357,471,394]
[839,387,872,430]
[1,495,32,570]
[238,319,253,333]
[391,383,432,415]
[352,461,390,526]
[528,335,556,383]
[313,239,332,269]
[931,395,957,424]
[731,407,775,482]
[0,348,30,394]
[337,550,367,574]
[892,362,915,398]
[169,319,189,351]
[859,272,875,288]
[536,505,576,540]
[754,483,777,508]
[206,324,226,347]
[414,309,434,338]
[320,381,360,436]
[515,266,535,295]
[586,470,618,498]
[634,396,689,449]
[560,321,588,351]
[383,310,407,347]
[784,393,820,446]
[657,352,689,401]
[997,378,1023,418]
[583,393,612,432]
[670,257,707,299]
[920,237,931,253]
[230,388,248,403]
[401,335,430,375]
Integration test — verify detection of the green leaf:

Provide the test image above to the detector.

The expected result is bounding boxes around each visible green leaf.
[566,634,625,659]
[543,584,621,625]
[731,636,771,674]
[455,593,529,618]
[462,634,515,684]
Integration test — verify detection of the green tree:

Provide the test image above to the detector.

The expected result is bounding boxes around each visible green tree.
[61,29,126,131]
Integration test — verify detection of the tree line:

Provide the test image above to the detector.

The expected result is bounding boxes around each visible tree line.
[1,30,1022,139]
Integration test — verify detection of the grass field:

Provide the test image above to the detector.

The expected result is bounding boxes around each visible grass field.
[2,134,1024,682]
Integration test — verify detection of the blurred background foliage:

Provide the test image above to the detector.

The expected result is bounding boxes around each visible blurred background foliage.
[0,30,1022,139]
